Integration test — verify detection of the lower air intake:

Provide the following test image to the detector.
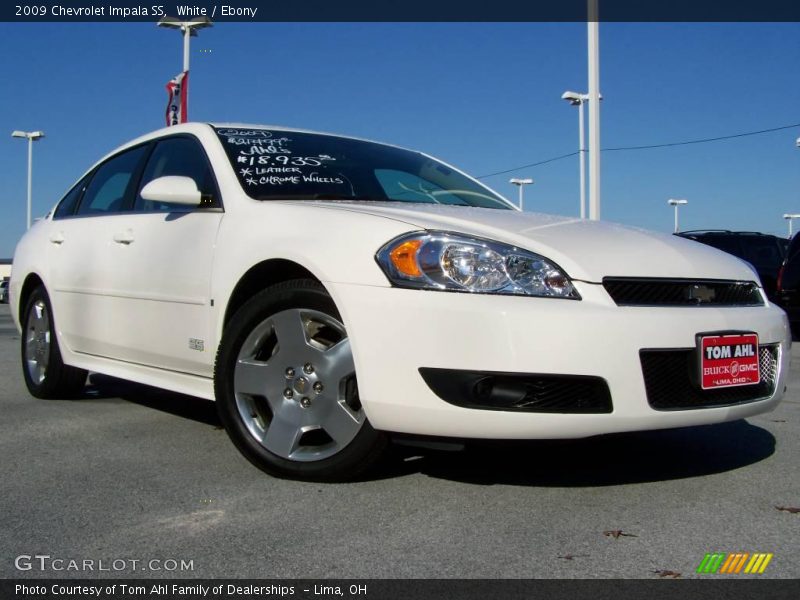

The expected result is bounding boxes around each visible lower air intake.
[419,368,613,414]
[640,345,778,410]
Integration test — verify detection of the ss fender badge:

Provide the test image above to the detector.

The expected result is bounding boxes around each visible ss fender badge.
[189,338,205,351]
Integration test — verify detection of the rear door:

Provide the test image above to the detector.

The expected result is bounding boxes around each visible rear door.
[47,144,150,357]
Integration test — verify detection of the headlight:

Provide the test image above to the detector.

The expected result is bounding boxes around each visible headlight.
[376,231,580,299]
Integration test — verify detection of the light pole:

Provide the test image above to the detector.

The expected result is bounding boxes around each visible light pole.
[509,178,533,210]
[668,199,688,233]
[784,214,800,238]
[788,139,800,236]
[561,91,601,219]
[587,0,602,221]
[11,130,45,230]
[561,92,588,219]
[158,16,212,115]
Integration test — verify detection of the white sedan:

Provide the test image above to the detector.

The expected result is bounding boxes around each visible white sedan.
[10,123,790,480]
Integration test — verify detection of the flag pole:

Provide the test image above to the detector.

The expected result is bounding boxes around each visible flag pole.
[158,16,212,122]
[183,25,190,111]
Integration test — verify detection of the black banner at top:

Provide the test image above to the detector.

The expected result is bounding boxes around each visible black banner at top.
[3,0,800,22]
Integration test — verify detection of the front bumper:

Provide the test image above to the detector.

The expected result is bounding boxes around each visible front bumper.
[326,280,790,439]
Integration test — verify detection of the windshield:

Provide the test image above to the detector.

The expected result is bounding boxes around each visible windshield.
[214,127,511,209]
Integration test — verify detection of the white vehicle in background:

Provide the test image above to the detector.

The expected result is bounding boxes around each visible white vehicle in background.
[9,123,790,481]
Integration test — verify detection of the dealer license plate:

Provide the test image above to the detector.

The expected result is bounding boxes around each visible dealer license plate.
[699,333,760,390]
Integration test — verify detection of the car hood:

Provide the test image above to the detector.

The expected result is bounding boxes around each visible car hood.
[293,201,760,284]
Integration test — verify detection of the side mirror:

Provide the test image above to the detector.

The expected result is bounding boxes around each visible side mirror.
[140,176,202,206]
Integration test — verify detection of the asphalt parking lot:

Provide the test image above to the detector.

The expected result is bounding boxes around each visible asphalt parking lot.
[0,303,798,579]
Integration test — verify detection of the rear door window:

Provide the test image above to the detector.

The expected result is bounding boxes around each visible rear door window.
[53,175,90,219]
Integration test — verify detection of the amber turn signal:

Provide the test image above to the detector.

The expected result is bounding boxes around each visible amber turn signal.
[389,239,423,277]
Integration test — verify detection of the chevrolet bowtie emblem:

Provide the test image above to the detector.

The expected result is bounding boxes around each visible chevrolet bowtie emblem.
[686,284,716,304]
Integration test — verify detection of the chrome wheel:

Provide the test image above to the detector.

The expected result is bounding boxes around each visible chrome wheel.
[233,308,364,462]
[24,299,51,385]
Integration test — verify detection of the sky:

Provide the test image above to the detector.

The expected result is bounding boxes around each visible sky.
[0,21,799,257]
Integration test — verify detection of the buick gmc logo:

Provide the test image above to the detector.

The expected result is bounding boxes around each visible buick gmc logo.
[686,284,716,304]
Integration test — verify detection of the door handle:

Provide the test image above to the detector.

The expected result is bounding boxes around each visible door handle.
[113,230,135,245]
[49,232,65,245]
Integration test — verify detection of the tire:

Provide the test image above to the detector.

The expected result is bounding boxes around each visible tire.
[21,286,87,399]
[214,279,388,481]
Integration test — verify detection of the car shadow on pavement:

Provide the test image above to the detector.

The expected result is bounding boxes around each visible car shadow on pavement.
[72,375,776,486]
[84,374,221,427]
[392,420,776,486]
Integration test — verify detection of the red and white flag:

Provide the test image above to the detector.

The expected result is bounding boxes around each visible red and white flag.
[165,71,188,126]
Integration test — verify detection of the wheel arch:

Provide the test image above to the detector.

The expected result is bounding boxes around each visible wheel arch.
[17,272,46,322]
[222,259,323,330]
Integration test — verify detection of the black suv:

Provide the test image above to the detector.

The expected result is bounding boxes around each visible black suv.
[777,233,800,335]
[675,230,788,301]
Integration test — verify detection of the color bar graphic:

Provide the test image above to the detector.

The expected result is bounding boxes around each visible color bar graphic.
[697,552,773,574]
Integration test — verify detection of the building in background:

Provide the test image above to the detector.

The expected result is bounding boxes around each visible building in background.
[0,258,11,281]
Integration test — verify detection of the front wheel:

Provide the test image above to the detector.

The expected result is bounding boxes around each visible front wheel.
[21,286,87,398]
[214,280,387,481]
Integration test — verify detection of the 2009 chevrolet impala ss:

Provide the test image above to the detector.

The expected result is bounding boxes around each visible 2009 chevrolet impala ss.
[10,123,790,480]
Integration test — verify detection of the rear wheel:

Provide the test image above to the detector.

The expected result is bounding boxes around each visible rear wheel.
[214,280,387,481]
[21,286,87,398]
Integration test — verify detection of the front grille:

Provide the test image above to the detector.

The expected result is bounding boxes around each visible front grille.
[640,345,778,410]
[603,277,763,307]
[419,368,612,413]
